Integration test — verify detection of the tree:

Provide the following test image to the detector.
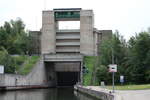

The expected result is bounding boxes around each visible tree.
[127,31,150,83]
[96,30,127,84]
[0,48,15,73]
[96,65,111,85]
[0,18,29,54]
[0,18,30,73]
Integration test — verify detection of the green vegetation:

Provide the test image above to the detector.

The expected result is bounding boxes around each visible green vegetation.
[0,18,38,73]
[18,56,40,75]
[0,48,16,73]
[107,84,150,90]
[12,55,28,71]
[84,29,150,86]
[0,18,30,54]
[0,52,40,74]
[12,55,40,75]
[83,56,96,85]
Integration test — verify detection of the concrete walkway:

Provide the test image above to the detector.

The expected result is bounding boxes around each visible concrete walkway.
[115,89,150,100]
[79,86,150,100]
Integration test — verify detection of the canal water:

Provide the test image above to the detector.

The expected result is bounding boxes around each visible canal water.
[0,88,100,100]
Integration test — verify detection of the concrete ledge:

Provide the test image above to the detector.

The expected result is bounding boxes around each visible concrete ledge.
[0,85,50,91]
[56,29,80,33]
[74,85,114,100]
[44,54,83,62]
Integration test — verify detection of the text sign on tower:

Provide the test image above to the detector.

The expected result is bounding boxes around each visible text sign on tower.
[55,11,80,18]
[0,65,4,74]
[109,64,117,72]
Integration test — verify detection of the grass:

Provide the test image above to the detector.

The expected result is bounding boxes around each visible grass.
[106,84,150,90]
[12,55,40,75]
[83,56,97,85]
[83,57,150,90]
[18,56,40,75]
[12,55,28,70]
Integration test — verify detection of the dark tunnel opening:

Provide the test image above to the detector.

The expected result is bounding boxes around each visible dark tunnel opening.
[44,62,81,87]
[57,72,79,86]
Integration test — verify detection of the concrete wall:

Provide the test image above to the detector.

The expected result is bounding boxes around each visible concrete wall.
[80,10,94,56]
[0,57,82,88]
[55,62,80,72]
[41,11,56,54]
[0,57,48,87]
[74,90,100,100]
[75,85,114,100]
[40,9,112,56]
[100,30,112,40]
[93,29,112,56]
[39,9,113,56]
[45,62,57,86]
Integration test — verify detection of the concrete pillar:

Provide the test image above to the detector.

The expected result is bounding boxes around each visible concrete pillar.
[80,61,83,84]
[41,11,56,54]
[80,10,94,56]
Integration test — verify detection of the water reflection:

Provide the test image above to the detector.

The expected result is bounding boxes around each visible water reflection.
[0,88,99,100]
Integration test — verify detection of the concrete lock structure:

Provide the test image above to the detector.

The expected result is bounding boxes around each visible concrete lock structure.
[0,8,112,89]
[39,8,112,86]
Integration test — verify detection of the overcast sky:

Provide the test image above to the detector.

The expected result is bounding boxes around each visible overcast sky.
[0,0,150,40]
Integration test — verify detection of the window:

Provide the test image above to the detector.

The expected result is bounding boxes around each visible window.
[58,21,80,30]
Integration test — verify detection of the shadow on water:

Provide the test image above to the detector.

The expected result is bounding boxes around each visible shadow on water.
[0,88,100,100]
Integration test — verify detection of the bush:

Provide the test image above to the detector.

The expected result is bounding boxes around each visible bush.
[0,49,15,73]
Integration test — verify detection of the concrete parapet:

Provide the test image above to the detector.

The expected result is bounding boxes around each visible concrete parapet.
[56,49,80,53]
[74,85,114,100]
[56,35,80,39]
[56,42,80,46]
[56,29,80,33]
[43,54,83,62]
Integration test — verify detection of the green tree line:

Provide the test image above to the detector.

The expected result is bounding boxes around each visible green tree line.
[0,18,29,54]
[0,18,31,73]
[96,30,150,85]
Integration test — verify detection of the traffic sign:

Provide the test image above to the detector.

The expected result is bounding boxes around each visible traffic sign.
[108,64,117,72]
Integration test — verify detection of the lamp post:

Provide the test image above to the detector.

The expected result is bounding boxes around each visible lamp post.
[111,46,115,93]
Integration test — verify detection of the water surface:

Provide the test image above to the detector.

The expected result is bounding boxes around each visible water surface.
[0,88,100,100]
